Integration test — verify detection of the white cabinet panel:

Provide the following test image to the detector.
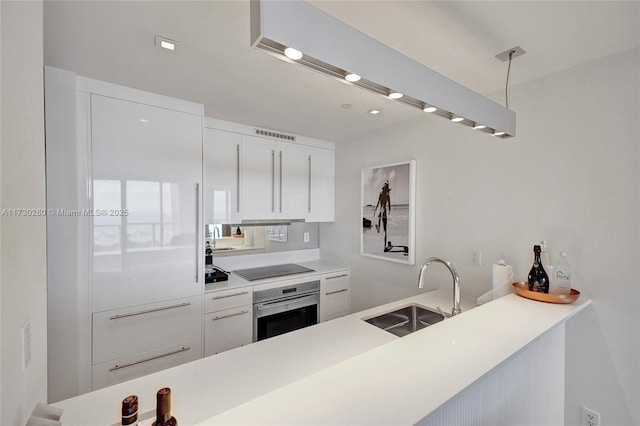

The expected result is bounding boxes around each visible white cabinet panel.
[277,141,308,220]
[241,135,309,221]
[320,270,351,322]
[91,339,201,391]
[204,306,252,356]
[204,128,241,224]
[307,146,335,222]
[90,94,203,312]
[205,287,252,314]
[204,288,253,356]
[92,295,202,365]
[241,135,276,220]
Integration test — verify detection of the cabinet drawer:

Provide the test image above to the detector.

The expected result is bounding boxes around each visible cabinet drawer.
[91,339,201,391]
[92,295,202,365]
[204,305,252,357]
[205,287,252,313]
[320,271,351,320]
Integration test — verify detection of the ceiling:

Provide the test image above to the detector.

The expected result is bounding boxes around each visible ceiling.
[43,1,639,142]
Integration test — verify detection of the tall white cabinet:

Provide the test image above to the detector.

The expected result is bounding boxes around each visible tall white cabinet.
[46,67,204,402]
[90,94,202,311]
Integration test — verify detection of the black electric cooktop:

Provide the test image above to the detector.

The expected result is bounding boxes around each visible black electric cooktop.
[233,263,315,281]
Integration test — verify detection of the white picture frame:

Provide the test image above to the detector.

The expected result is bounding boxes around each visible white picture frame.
[361,160,416,265]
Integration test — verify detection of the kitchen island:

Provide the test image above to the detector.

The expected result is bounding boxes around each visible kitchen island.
[53,289,589,425]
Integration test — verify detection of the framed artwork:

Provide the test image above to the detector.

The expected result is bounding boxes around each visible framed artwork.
[361,160,416,265]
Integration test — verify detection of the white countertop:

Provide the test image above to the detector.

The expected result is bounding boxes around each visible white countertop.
[53,288,588,426]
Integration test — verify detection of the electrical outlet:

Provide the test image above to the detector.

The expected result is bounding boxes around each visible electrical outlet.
[583,407,600,426]
[303,232,310,243]
[472,250,482,266]
[22,321,31,370]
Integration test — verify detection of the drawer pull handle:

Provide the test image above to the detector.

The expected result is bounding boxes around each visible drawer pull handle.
[109,302,191,320]
[211,310,249,321]
[325,288,348,296]
[211,291,249,300]
[325,274,348,280]
[108,347,191,372]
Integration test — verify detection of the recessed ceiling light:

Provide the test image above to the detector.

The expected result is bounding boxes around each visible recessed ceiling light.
[451,116,464,122]
[423,106,437,113]
[160,40,175,51]
[284,47,303,60]
[155,35,178,52]
[388,92,403,100]
[368,109,381,115]
[473,124,486,130]
[493,131,505,136]
[345,73,361,82]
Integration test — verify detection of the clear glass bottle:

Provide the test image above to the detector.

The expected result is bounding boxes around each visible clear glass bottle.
[527,245,549,293]
[551,251,572,295]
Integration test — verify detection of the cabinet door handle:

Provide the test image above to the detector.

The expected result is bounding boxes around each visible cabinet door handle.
[279,150,283,213]
[308,155,312,213]
[236,144,240,213]
[211,291,249,300]
[325,288,349,296]
[108,347,191,372]
[109,302,191,320]
[325,274,349,280]
[211,310,248,321]
[195,183,200,283]
[271,149,275,213]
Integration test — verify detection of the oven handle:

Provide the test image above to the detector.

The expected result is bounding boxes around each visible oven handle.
[254,292,319,315]
[254,290,318,308]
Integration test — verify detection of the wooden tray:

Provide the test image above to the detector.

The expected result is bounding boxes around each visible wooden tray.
[512,281,580,304]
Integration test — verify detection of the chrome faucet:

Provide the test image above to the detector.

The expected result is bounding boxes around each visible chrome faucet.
[212,226,221,248]
[417,257,461,316]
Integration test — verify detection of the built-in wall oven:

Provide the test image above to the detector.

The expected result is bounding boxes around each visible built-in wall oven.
[253,280,320,342]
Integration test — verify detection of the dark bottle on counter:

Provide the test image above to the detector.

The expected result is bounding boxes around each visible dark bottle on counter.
[121,395,138,426]
[152,387,177,426]
[528,244,549,293]
[205,241,213,267]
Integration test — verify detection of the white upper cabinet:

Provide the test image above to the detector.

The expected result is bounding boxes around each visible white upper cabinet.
[91,94,203,312]
[203,118,336,223]
[241,135,308,221]
[306,146,335,222]
[204,128,242,224]
[277,140,308,220]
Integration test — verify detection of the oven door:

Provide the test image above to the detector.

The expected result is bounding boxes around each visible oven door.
[253,292,319,342]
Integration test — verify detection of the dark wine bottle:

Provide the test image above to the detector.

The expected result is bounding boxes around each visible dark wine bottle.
[152,387,177,426]
[121,395,138,426]
[528,244,549,293]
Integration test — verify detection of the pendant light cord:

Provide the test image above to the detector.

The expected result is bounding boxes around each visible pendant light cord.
[505,50,514,109]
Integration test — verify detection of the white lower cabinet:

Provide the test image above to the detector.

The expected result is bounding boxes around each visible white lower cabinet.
[204,287,253,357]
[320,270,351,322]
[92,340,200,391]
[91,295,202,391]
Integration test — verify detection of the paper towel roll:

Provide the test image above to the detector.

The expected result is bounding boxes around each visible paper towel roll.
[492,262,513,289]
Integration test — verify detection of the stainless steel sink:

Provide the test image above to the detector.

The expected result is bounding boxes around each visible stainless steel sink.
[364,304,447,337]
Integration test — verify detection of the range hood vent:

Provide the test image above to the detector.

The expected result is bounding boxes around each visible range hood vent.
[255,128,296,141]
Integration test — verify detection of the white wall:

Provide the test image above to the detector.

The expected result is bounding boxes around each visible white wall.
[320,48,639,425]
[0,1,47,425]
